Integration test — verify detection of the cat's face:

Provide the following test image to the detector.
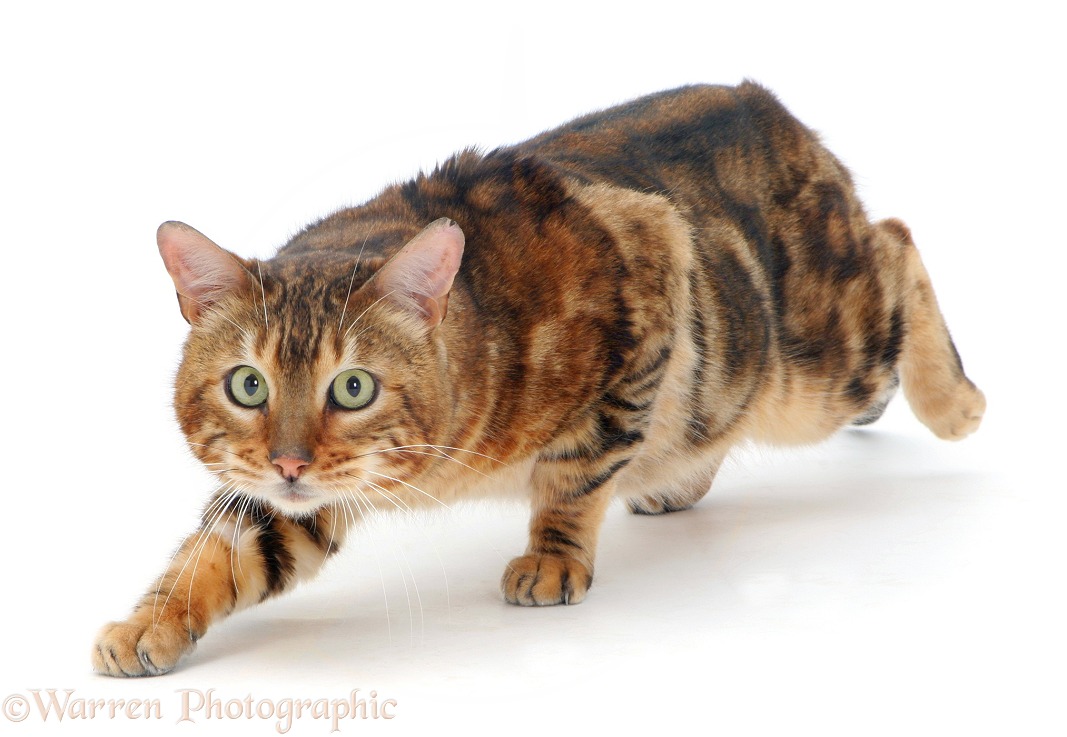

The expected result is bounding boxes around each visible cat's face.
[158,219,464,517]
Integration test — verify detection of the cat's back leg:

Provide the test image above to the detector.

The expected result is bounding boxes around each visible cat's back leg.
[626,456,722,515]
[881,219,986,439]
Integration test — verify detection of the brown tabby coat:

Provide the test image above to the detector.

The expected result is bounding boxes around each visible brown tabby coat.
[93,82,984,676]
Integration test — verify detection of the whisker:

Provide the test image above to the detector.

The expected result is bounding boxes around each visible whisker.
[337,235,370,335]
[352,443,504,466]
[419,443,505,465]
[361,478,417,517]
[348,484,386,523]
[396,448,492,478]
[186,441,249,461]
[174,289,252,338]
[343,289,397,340]
[358,477,434,641]
[341,489,393,644]
[355,468,454,513]
[323,503,341,567]
[188,504,231,637]
[350,448,490,479]
[392,535,421,647]
[151,484,236,624]
[186,486,249,637]
[256,260,269,331]
[155,486,239,627]
[228,491,253,596]
[351,483,418,646]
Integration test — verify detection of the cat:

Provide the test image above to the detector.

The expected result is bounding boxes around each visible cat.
[92,81,985,677]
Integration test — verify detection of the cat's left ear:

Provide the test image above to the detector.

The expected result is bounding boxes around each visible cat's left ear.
[373,218,465,328]
[157,221,251,324]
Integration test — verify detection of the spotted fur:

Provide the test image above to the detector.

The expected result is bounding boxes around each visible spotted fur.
[93,82,984,676]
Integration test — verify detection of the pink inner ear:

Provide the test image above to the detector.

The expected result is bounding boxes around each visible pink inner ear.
[376,218,465,326]
[157,221,249,321]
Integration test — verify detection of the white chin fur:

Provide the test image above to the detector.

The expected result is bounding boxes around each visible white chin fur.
[262,482,327,517]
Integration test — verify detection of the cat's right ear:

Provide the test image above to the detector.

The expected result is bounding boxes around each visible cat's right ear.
[372,218,465,329]
[157,221,251,324]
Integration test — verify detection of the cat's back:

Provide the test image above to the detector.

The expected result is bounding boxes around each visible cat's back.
[512,81,822,201]
[282,82,817,262]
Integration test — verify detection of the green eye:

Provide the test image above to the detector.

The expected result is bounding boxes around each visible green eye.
[330,368,377,410]
[228,366,269,407]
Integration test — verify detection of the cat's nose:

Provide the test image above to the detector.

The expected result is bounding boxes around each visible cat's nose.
[271,453,311,481]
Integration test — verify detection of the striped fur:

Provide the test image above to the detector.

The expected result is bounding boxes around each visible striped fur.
[93,82,984,676]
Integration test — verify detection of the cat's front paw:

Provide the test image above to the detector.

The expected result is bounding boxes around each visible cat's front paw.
[92,620,195,677]
[501,554,593,606]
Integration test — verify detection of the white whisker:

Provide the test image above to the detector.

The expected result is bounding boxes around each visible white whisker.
[256,259,269,330]
[341,489,392,644]
[151,484,236,624]
[174,289,252,338]
[353,443,503,466]
[337,235,370,334]
[357,468,454,512]
[186,441,248,461]
[155,486,239,627]
[316,499,344,569]
[343,289,397,340]
[352,482,418,646]
[228,492,253,596]
[364,478,417,516]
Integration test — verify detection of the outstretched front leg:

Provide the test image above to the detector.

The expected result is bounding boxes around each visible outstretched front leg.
[92,496,344,677]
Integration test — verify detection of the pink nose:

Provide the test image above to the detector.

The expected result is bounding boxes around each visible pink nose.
[272,455,310,481]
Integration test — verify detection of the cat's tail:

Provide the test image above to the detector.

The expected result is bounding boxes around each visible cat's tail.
[879,218,986,440]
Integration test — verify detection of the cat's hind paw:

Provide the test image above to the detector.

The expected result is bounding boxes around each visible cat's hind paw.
[626,465,718,515]
[935,382,986,441]
[92,620,195,677]
[914,380,987,441]
[501,554,592,606]
[628,493,698,515]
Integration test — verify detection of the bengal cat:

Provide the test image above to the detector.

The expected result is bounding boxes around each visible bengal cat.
[92,82,984,676]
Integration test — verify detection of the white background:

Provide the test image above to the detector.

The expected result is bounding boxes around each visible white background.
[1,1,1063,735]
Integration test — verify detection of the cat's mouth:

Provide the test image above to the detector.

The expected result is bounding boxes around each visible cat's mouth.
[279,485,315,502]
[267,481,324,516]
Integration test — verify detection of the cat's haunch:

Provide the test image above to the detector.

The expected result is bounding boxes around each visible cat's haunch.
[92,82,984,677]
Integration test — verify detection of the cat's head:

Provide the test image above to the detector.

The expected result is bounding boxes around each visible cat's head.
[157,218,464,517]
